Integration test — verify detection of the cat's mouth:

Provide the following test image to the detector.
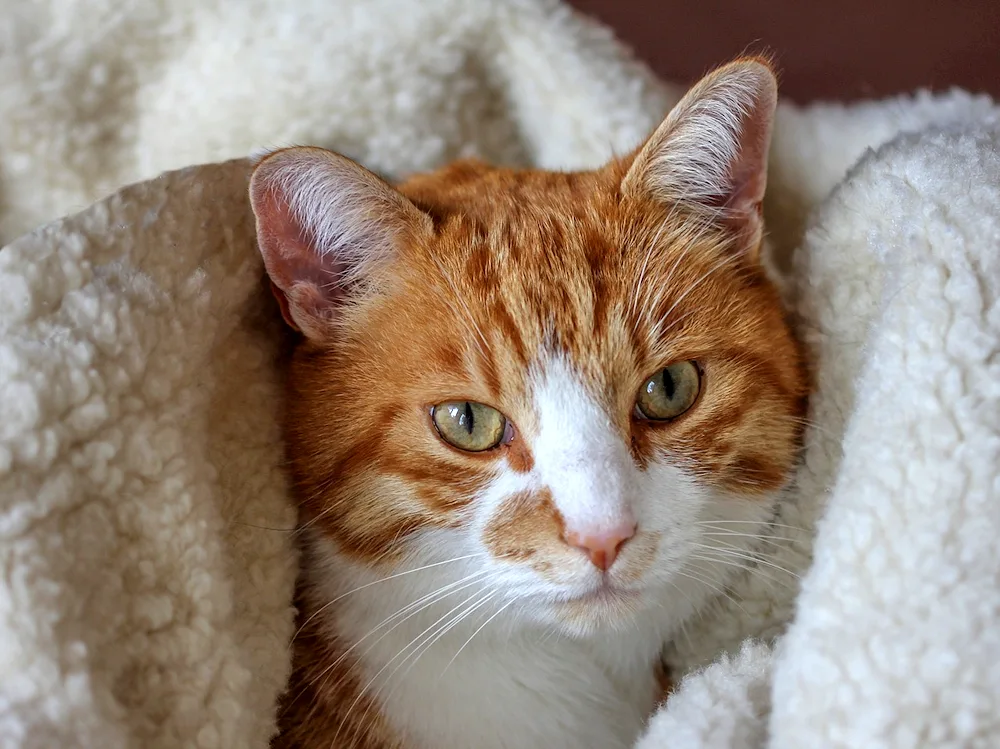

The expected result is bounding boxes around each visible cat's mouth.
[535,583,648,633]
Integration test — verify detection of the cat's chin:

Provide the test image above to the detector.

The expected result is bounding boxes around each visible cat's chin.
[530,584,653,638]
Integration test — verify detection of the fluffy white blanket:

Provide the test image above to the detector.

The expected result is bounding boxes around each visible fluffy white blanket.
[638,127,1000,749]
[1,1,998,746]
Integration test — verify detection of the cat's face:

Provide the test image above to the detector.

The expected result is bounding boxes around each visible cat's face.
[253,59,808,637]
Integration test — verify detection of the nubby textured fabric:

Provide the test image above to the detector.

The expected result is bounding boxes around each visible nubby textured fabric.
[1,1,998,746]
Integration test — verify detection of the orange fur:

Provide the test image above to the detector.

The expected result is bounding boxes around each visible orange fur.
[258,58,809,749]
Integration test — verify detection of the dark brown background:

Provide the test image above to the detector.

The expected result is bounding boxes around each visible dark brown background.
[568,0,1000,103]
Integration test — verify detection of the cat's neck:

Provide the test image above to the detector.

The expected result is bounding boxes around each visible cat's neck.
[298,532,664,749]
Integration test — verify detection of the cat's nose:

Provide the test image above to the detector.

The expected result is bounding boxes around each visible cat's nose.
[563,522,636,571]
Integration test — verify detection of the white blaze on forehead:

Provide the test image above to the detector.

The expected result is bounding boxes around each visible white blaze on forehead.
[530,355,635,535]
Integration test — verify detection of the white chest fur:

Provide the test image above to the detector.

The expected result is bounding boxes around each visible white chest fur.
[332,598,663,749]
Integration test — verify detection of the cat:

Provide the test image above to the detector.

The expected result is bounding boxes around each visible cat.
[250,57,808,749]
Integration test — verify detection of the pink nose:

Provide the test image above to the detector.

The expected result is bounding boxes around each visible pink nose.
[563,523,636,571]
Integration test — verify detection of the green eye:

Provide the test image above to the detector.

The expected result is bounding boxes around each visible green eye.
[432,401,509,452]
[636,361,701,420]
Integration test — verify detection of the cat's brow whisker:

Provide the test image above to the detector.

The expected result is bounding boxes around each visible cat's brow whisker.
[430,254,491,362]
[658,252,742,326]
[649,308,698,346]
[629,218,672,323]
[641,246,743,353]
[636,223,696,334]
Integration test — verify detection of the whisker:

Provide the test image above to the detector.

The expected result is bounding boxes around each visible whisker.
[769,413,844,443]
[293,553,486,642]
[353,589,500,747]
[662,576,700,614]
[695,519,810,534]
[673,566,751,619]
[338,585,496,744]
[630,218,673,324]
[298,570,496,711]
[657,252,742,327]
[638,228,697,334]
[689,553,799,593]
[291,503,340,536]
[401,590,498,686]
[650,308,698,344]
[700,530,790,542]
[320,569,495,677]
[689,545,801,581]
[430,255,490,362]
[230,520,298,533]
[442,597,517,675]
[670,601,697,654]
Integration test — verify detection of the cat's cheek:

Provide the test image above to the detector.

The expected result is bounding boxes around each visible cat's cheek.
[478,487,584,586]
[631,460,708,538]
[481,488,562,559]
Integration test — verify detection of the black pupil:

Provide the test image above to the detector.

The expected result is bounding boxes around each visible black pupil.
[661,368,676,400]
[461,401,474,434]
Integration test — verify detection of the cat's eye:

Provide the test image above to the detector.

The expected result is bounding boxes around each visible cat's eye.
[432,401,510,452]
[635,361,701,421]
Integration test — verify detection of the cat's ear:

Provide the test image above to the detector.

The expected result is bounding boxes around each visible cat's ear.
[621,58,777,253]
[249,147,432,339]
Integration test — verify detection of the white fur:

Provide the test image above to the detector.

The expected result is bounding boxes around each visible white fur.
[531,355,636,536]
[2,0,1000,746]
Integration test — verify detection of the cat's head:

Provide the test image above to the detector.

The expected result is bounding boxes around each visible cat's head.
[251,59,808,637]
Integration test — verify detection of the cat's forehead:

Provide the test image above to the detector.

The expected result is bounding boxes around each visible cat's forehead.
[396,162,666,313]
[398,159,617,209]
[394,160,721,282]
[379,161,752,399]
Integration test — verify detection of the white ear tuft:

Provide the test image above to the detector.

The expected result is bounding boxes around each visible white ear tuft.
[249,147,430,338]
[622,59,777,247]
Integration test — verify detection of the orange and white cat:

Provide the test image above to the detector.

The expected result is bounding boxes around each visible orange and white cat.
[250,58,807,749]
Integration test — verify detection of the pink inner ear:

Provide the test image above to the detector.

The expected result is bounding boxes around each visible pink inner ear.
[252,182,348,335]
[268,279,299,331]
[724,101,772,216]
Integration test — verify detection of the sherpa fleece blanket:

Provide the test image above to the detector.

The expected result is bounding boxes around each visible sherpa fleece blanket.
[1,1,998,747]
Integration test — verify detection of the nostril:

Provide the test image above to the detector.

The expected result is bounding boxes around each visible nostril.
[563,522,637,571]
